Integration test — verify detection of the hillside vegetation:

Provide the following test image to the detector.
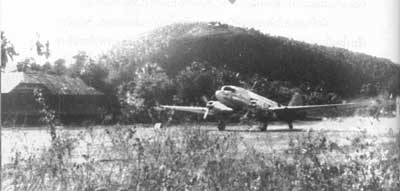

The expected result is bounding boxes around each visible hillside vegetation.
[109,22,399,97]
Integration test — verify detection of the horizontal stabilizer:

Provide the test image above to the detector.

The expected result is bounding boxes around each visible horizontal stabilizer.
[269,103,360,112]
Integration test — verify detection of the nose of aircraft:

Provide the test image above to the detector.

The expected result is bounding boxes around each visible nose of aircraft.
[215,90,223,100]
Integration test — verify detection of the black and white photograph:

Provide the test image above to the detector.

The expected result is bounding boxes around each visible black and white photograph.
[1,0,399,190]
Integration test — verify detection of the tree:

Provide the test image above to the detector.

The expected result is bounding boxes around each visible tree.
[52,58,67,75]
[119,63,175,123]
[42,61,52,73]
[80,59,110,94]
[175,61,223,105]
[69,51,89,77]
[35,40,50,59]
[30,63,42,71]
[1,31,18,69]
[16,58,35,72]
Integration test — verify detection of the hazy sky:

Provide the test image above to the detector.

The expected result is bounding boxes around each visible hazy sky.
[1,0,399,65]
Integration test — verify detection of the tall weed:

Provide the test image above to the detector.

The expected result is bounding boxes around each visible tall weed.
[2,126,399,191]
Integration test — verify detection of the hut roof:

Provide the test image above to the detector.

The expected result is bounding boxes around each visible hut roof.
[1,72,103,95]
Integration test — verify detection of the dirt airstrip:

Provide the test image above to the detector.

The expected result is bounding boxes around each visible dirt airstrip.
[1,117,398,165]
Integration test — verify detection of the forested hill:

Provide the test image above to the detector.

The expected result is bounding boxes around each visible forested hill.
[111,22,400,97]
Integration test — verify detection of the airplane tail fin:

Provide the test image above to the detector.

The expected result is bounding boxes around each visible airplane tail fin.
[288,92,303,106]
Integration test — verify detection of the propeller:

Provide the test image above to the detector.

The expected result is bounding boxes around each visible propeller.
[203,108,209,119]
[201,96,209,104]
[204,101,215,119]
[201,95,211,119]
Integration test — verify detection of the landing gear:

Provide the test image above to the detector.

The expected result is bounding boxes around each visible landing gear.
[259,122,268,132]
[288,121,293,130]
[217,121,226,131]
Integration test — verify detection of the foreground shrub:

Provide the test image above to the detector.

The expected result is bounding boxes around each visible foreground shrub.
[2,126,400,191]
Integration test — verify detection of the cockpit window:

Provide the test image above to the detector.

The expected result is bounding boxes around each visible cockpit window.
[222,86,236,93]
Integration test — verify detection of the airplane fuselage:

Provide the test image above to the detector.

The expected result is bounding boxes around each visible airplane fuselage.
[160,85,356,131]
[215,85,279,111]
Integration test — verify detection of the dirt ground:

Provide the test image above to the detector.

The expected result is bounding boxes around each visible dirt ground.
[1,117,398,165]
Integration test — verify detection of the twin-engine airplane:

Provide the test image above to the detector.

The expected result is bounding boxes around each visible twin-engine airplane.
[159,85,357,131]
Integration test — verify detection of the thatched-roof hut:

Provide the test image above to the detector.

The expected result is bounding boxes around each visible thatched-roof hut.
[1,72,108,125]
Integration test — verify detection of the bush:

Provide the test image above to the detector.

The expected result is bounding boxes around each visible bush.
[2,126,399,190]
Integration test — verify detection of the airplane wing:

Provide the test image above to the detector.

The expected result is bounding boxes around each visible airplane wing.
[268,103,359,112]
[159,105,213,119]
[159,105,210,115]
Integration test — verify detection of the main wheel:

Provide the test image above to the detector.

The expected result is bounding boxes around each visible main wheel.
[288,122,293,130]
[217,121,226,131]
[259,123,268,132]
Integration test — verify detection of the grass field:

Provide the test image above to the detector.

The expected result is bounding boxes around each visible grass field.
[1,117,399,190]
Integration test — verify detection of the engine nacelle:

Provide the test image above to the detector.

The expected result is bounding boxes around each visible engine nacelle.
[207,101,233,114]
